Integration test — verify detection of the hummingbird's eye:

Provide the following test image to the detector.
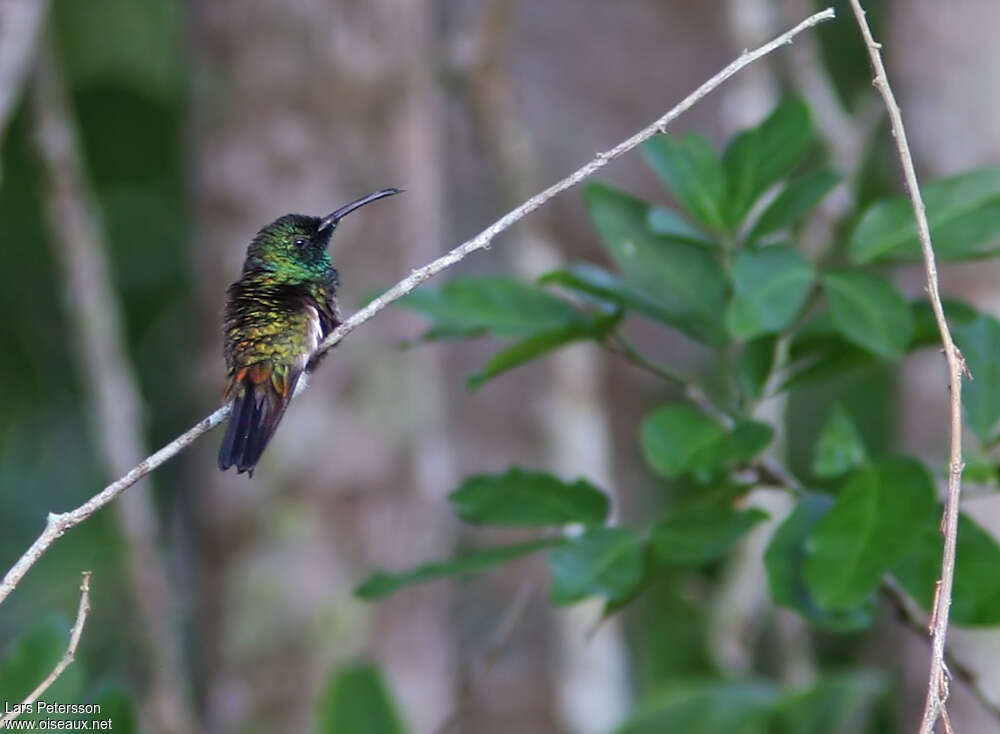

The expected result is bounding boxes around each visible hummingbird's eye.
[294,238,307,247]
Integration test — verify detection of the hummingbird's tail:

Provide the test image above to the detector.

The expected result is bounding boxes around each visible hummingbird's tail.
[218,362,296,475]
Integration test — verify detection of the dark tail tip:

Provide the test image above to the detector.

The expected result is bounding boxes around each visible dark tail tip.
[218,388,275,476]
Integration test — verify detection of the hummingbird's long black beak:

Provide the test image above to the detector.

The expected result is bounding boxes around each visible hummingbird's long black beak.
[318,188,402,231]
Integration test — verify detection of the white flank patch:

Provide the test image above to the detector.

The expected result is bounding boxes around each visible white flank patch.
[298,305,323,371]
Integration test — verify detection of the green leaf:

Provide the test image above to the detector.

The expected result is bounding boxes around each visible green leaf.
[894,512,1000,626]
[355,539,561,600]
[0,618,84,715]
[725,246,816,339]
[737,336,776,399]
[614,682,778,734]
[723,99,814,225]
[449,468,610,526]
[640,405,772,480]
[953,315,1000,441]
[467,314,619,390]
[646,206,717,246]
[851,167,1000,263]
[548,527,645,605]
[765,494,875,632]
[774,672,887,734]
[643,134,728,231]
[780,334,875,393]
[640,404,725,479]
[811,405,867,479]
[822,270,914,359]
[584,183,727,344]
[649,502,768,566]
[909,299,978,349]
[395,277,585,337]
[963,455,998,485]
[803,457,937,609]
[746,170,840,244]
[540,265,676,324]
[689,420,775,477]
[317,663,408,734]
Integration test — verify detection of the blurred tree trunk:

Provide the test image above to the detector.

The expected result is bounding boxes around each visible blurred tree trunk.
[186,1,456,731]
[453,3,629,731]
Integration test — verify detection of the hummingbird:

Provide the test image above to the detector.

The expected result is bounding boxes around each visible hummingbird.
[218,188,402,475]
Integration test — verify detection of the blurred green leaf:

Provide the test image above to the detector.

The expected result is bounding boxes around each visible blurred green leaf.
[87,682,137,733]
[746,170,840,244]
[0,618,83,720]
[774,672,887,734]
[723,99,814,225]
[449,468,609,526]
[690,420,774,476]
[396,277,585,337]
[640,404,725,479]
[952,315,1000,442]
[614,682,778,734]
[640,405,772,480]
[548,527,645,605]
[811,405,867,479]
[782,298,971,392]
[737,336,776,399]
[765,494,875,632]
[317,663,408,734]
[646,206,718,246]
[649,502,768,566]
[725,246,816,339]
[909,299,978,349]
[467,313,619,389]
[355,539,561,600]
[963,455,998,485]
[804,457,936,609]
[894,512,1000,626]
[781,329,875,392]
[822,271,913,358]
[643,134,728,231]
[540,265,676,324]
[630,576,714,690]
[851,167,1000,262]
[584,183,727,344]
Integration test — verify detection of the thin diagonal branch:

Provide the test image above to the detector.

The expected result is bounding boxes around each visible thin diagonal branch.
[0,6,837,607]
[847,6,967,732]
[0,572,92,730]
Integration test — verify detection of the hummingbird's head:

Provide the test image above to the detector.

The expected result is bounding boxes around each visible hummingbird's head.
[244,188,402,280]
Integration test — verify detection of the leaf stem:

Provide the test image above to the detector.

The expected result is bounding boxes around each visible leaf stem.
[601,334,688,387]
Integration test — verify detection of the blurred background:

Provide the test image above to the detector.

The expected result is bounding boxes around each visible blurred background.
[1,0,1000,732]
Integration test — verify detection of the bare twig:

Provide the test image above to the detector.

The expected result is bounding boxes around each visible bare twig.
[432,575,540,734]
[846,4,967,732]
[30,42,202,733]
[0,572,92,730]
[0,0,49,176]
[602,336,688,388]
[881,580,1000,725]
[0,7,837,607]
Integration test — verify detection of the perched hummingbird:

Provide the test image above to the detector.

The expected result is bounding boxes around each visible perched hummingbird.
[218,188,402,475]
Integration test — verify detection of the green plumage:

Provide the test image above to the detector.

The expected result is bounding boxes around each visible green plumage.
[218,189,400,474]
